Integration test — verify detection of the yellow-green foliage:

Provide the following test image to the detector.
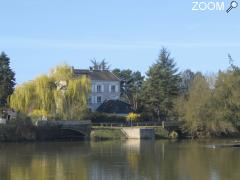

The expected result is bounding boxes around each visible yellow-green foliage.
[10,82,35,113]
[34,75,55,113]
[30,109,49,119]
[169,131,178,139]
[50,64,74,81]
[182,75,211,136]
[55,76,91,120]
[179,72,238,137]
[10,64,91,120]
[126,113,139,122]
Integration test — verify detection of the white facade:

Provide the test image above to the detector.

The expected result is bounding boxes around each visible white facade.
[73,69,121,111]
[89,80,121,111]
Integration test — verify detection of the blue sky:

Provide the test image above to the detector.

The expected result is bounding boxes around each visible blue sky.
[0,0,240,84]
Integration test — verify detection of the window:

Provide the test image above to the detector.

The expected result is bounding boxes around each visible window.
[111,85,116,93]
[97,96,102,103]
[97,85,102,93]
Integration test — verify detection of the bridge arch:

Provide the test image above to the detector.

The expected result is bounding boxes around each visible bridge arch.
[36,120,92,140]
[59,128,86,139]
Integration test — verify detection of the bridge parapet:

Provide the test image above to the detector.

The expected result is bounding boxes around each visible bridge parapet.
[36,120,91,126]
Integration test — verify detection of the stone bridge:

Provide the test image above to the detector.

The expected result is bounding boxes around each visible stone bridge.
[36,120,92,140]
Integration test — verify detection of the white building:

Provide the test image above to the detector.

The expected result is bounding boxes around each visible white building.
[74,69,121,111]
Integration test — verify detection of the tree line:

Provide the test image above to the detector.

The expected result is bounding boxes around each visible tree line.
[110,49,240,137]
[1,49,240,137]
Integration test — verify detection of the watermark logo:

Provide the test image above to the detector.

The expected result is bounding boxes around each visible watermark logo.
[226,1,238,13]
[192,1,238,13]
[192,1,225,11]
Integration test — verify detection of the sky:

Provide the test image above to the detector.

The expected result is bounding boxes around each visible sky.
[0,0,240,84]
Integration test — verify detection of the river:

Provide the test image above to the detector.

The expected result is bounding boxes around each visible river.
[0,139,240,180]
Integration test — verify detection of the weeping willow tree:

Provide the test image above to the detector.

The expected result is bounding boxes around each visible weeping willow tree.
[54,76,90,120]
[50,64,75,81]
[10,81,36,114]
[10,64,91,120]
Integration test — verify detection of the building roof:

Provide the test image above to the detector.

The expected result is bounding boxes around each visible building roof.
[74,69,120,81]
[96,100,134,114]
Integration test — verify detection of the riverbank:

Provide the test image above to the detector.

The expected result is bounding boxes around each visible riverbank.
[90,128,125,140]
[0,124,35,142]
[0,124,86,142]
[0,124,171,142]
[1,122,239,142]
[90,127,170,140]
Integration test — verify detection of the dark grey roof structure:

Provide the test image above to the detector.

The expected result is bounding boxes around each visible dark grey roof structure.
[96,100,133,114]
[74,69,120,81]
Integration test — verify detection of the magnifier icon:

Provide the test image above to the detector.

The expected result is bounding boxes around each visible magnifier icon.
[226,1,238,13]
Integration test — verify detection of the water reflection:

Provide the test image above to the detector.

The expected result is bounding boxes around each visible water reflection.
[0,140,240,180]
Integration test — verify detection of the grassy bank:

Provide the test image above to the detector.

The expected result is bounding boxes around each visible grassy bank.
[91,128,126,140]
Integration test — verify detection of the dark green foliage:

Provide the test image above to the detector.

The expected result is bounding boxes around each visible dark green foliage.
[112,69,144,111]
[141,48,180,121]
[97,99,133,114]
[87,112,126,123]
[0,52,16,107]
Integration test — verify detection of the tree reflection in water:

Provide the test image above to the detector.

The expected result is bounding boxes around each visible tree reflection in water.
[0,140,240,180]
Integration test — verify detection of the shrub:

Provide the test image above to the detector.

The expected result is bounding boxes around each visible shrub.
[86,112,126,123]
[169,131,178,139]
[126,113,139,122]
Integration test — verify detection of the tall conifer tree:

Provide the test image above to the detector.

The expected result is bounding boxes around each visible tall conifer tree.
[0,52,15,107]
[142,48,180,121]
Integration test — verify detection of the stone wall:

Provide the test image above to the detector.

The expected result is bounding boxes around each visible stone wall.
[121,128,155,139]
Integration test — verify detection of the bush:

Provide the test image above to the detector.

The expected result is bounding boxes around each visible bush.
[138,112,155,122]
[126,113,139,122]
[87,112,126,123]
[169,131,179,139]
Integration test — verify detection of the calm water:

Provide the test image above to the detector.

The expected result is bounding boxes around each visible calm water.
[0,139,240,180]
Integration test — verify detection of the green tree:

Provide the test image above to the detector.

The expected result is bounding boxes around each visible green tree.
[180,72,237,137]
[212,69,240,125]
[112,69,144,111]
[0,52,16,107]
[179,69,195,97]
[141,48,180,121]
[10,64,91,120]
[181,73,212,137]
